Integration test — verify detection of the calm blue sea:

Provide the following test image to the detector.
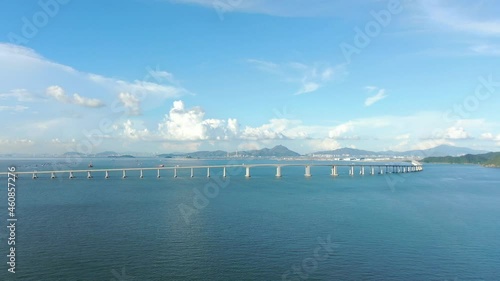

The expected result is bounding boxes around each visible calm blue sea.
[0,158,499,280]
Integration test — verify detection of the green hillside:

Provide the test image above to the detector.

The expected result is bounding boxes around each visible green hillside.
[423,152,500,167]
[484,154,500,167]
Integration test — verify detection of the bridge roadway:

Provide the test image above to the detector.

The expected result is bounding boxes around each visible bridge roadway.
[0,163,423,179]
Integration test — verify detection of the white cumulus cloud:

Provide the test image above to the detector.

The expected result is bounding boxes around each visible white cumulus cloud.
[118,92,141,115]
[157,100,238,141]
[444,126,470,139]
[328,122,354,139]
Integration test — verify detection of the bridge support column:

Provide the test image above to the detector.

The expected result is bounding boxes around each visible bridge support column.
[223,167,227,178]
[349,166,354,176]
[379,166,383,175]
[245,166,251,178]
[87,171,93,179]
[140,170,143,178]
[174,168,177,178]
[69,171,75,179]
[331,166,338,176]
[207,167,210,178]
[276,166,282,177]
[122,170,127,178]
[190,168,194,178]
[51,172,56,179]
[360,166,365,175]
[305,165,311,177]
[157,169,161,178]
[105,171,109,179]
[371,166,375,175]
[32,172,37,179]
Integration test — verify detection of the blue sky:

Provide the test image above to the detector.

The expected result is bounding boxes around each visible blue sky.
[1,0,500,154]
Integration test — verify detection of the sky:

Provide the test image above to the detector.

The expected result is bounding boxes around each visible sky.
[0,0,500,155]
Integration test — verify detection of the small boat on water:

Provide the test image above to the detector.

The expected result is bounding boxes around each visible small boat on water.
[88,162,93,168]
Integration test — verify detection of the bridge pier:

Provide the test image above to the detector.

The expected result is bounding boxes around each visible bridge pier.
[245,166,251,178]
[331,166,338,176]
[207,167,210,178]
[122,170,127,178]
[87,171,93,179]
[371,166,375,175]
[32,172,37,179]
[140,170,143,178]
[190,168,194,178]
[276,166,282,177]
[349,166,354,176]
[157,169,161,178]
[379,166,384,175]
[360,166,365,175]
[105,171,109,179]
[223,167,227,178]
[69,171,75,179]
[174,168,177,178]
[51,172,56,179]
[305,165,311,177]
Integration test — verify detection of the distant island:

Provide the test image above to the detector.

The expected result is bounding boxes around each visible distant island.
[423,152,500,168]
[157,145,300,159]
[107,155,135,158]
[14,144,493,161]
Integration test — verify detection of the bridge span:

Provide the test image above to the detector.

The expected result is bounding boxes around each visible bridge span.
[1,162,423,179]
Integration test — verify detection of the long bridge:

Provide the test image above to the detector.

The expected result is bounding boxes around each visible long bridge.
[1,162,423,179]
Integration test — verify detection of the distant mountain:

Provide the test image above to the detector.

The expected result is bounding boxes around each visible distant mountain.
[63,152,85,156]
[403,145,488,158]
[95,151,119,157]
[240,145,300,157]
[186,150,228,158]
[486,155,500,167]
[156,145,300,158]
[157,153,177,158]
[108,154,135,158]
[311,145,489,158]
[313,148,379,157]
[423,152,500,167]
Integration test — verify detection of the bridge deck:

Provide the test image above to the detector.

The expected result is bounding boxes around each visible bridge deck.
[0,163,422,175]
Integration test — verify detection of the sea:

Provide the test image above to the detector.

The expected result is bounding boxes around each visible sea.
[0,158,499,281]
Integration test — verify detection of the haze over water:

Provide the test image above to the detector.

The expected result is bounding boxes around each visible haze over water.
[0,158,499,280]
